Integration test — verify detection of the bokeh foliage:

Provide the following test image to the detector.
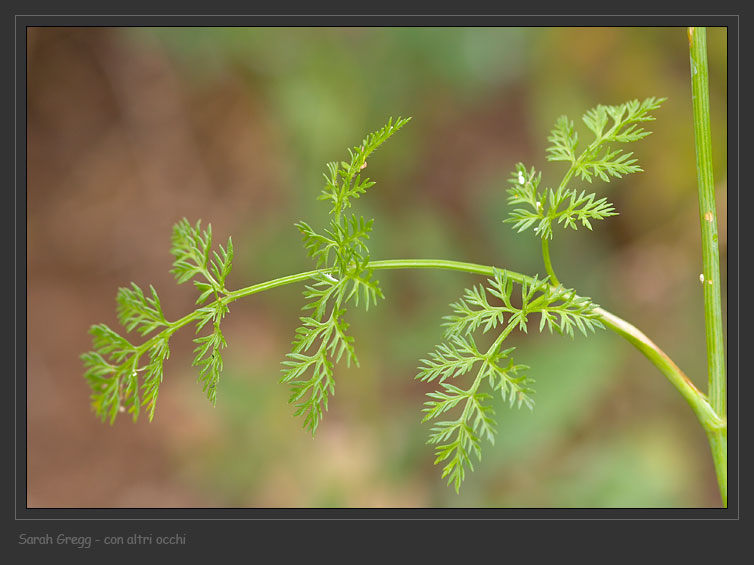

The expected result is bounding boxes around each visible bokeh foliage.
[129,26,726,507]
[29,26,726,507]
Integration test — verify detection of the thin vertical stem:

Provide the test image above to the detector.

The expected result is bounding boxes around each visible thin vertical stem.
[707,430,727,507]
[541,238,561,287]
[689,26,727,506]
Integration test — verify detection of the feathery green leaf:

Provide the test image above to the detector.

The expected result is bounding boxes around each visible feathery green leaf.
[509,97,663,240]
[282,118,409,433]
[418,267,605,490]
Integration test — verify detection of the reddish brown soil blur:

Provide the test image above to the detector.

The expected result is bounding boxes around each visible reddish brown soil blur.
[26,27,531,507]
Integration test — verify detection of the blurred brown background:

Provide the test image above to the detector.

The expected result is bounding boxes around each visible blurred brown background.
[26,26,727,508]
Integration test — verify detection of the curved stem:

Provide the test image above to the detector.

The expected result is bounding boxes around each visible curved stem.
[217,259,723,431]
[368,260,722,430]
[541,238,561,287]
[139,257,724,494]
[595,307,723,432]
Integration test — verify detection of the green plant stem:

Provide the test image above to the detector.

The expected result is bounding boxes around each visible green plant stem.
[689,26,726,419]
[689,26,727,506]
[134,258,724,481]
[219,259,722,430]
[594,307,722,432]
[707,429,727,507]
[541,239,561,286]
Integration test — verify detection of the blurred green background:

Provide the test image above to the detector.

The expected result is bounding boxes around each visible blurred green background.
[26,26,727,508]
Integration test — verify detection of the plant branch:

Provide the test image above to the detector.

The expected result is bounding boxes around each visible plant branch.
[91,252,726,499]
[221,259,722,432]
[594,307,722,432]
